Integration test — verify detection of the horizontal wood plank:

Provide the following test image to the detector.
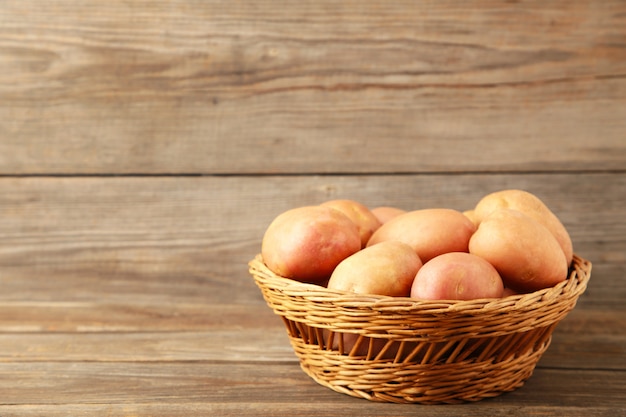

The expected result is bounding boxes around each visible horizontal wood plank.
[0,303,281,333]
[0,328,294,363]
[0,403,621,417]
[0,362,623,415]
[0,307,622,371]
[1,0,625,174]
[0,174,623,306]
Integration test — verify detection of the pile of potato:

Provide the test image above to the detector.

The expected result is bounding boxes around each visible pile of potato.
[261,189,573,300]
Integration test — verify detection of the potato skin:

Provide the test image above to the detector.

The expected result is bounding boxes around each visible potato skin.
[367,208,476,263]
[502,287,520,297]
[469,208,568,292]
[462,209,479,228]
[326,240,422,358]
[261,205,361,282]
[321,199,382,248]
[473,189,573,265]
[371,206,407,224]
[327,240,423,297]
[410,252,504,301]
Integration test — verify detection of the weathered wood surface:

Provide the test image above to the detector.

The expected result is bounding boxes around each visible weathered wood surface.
[1,175,624,304]
[1,0,625,416]
[1,0,625,174]
[0,175,624,416]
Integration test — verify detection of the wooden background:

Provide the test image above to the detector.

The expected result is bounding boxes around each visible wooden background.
[0,1,624,415]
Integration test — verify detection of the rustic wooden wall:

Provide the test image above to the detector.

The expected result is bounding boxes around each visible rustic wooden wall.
[2,1,625,174]
[0,1,624,414]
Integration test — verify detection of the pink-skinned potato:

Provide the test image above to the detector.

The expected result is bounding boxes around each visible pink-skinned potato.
[502,287,520,297]
[261,205,361,283]
[325,240,422,359]
[327,240,423,297]
[367,208,476,263]
[463,209,479,228]
[472,189,573,264]
[321,199,382,247]
[371,206,407,224]
[469,208,568,292]
[411,252,504,301]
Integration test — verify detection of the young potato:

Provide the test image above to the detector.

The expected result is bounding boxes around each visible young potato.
[502,287,520,297]
[463,209,479,228]
[371,206,407,224]
[321,199,382,248]
[327,240,422,297]
[410,252,504,301]
[326,240,422,359]
[261,205,361,283]
[473,189,573,264]
[367,208,476,263]
[469,208,568,293]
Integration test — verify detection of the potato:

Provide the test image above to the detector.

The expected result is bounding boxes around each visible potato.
[261,205,361,282]
[327,240,422,297]
[473,189,573,264]
[324,241,421,359]
[462,209,479,228]
[371,206,407,224]
[367,208,476,263]
[502,287,520,297]
[469,208,568,292]
[410,252,504,301]
[321,199,382,247]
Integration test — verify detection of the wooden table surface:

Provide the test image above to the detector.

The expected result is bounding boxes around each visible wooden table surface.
[1,1,625,416]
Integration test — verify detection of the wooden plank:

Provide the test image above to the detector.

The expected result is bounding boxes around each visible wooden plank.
[0,403,621,417]
[0,362,623,414]
[0,252,619,307]
[1,0,625,174]
[0,174,624,305]
[0,302,282,332]
[540,308,626,370]
[0,307,622,370]
[0,329,294,363]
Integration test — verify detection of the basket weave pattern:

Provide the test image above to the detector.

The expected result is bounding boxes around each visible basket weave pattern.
[249,254,591,404]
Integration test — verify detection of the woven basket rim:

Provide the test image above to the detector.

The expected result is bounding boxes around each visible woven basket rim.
[249,253,591,314]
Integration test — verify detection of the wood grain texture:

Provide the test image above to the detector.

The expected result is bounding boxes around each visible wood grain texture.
[0,174,624,414]
[0,307,623,370]
[1,1,625,415]
[0,403,623,417]
[1,174,624,306]
[1,0,625,174]
[0,363,624,415]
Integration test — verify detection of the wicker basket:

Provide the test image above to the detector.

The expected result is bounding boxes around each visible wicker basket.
[249,254,591,404]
